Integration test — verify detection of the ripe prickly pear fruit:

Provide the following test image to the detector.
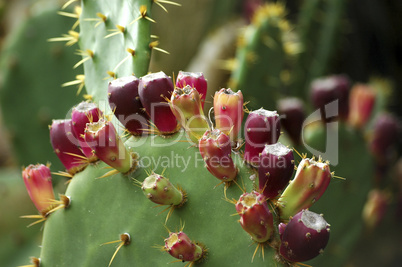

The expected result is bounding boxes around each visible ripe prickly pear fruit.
[22,164,55,215]
[84,119,134,174]
[213,88,244,142]
[310,74,350,120]
[199,129,238,182]
[369,113,400,161]
[235,191,274,243]
[141,173,186,206]
[170,85,209,143]
[176,71,208,109]
[49,119,87,174]
[138,71,178,134]
[279,209,330,262]
[277,158,331,220]
[164,231,205,263]
[71,101,102,162]
[347,83,376,129]
[277,97,305,145]
[244,109,280,166]
[258,142,294,199]
[108,76,149,136]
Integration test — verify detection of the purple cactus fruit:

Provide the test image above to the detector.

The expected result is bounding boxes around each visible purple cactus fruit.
[198,129,238,182]
[277,158,331,220]
[277,97,305,145]
[362,189,389,230]
[258,142,294,199]
[141,173,185,206]
[108,76,149,136]
[84,119,133,174]
[164,231,204,262]
[170,85,209,144]
[213,88,244,142]
[235,191,274,243]
[138,71,178,134]
[22,164,55,215]
[244,109,281,167]
[50,119,87,174]
[176,71,208,109]
[71,101,102,162]
[279,210,330,262]
[347,83,376,129]
[310,74,350,121]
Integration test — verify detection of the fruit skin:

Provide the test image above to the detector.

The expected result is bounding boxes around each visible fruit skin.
[279,210,330,263]
[108,76,149,136]
[244,108,281,166]
[141,173,184,206]
[258,142,294,199]
[138,71,178,134]
[175,71,208,109]
[164,231,204,262]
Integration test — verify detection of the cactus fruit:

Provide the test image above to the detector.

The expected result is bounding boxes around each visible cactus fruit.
[362,189,389,230]
[164,231,206,264]
[277,97,305,145]
[279,209,330,262]
[347,83,376,129]
[175,71,208,109]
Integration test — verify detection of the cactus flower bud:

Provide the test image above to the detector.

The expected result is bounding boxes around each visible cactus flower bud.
[170,85,210,143]
[235,191,274,243]
[164,231,204,262]
[279,210,330,262]
[199,129,238,182]
[244,109,281,166]
[214,88,244,142]
[277,97,305,145]
[50,119,87,174]
[108,75,149,136]
[84,119,133,174]
[138,71,178,134]
[362,189,389,230]
[22,164,55,214]
[347,83,376,129]
[71,101,102,162]
[277,158,331,220]
[176,71,208,109]
[141,173,185,206]
[258,142,294,199]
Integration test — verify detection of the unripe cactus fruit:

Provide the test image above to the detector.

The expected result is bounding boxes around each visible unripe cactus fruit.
[235,191,274,243]
[279,209,330,262]
[49,119,87,174]
[277,158,331,220]
[199,128,238,182]
[347,83,376,129]
[362,189,389,230]
[176,71,208,109]
[277,97,305,145]
[258,142,294,199]
[244,108,280,166]
[141,173,186,206]
[22,164,55,215]
[213,88,244,142]
[170,85,209,143]
[108,76,149,136]
[84,119,134,174]
[71,101,102,162]
[164,231,205,263]
[139,71,178,134]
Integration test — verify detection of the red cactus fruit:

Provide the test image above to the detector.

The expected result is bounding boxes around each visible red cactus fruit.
[277,158,332,220]
[176,71,208,109]
[244,109,281,166]
[369,113,400,161]
[164,231,204,262]
[138,71,178,134]
[347,83,376,129]
[84,119,133,174]
[198,129,238,182]
[22,164,55,215]
[277,97,305,145]
[141,173,185,206]
[279,209,330,262]
[235,191,274,243]
[213,88,244,142]
[310,74,351,120]
[49,119,87,174]
[108,76,149,136]
[170,85,209,143]
[71,101,102,162]
[362,189,389,230]
[258,142,294,199]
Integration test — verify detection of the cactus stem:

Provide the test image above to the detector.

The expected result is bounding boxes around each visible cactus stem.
[101,233,131,267]
[62,0,78,10]
[105,25,126,39]
[149,41,170,54]
[48,30,79,46]
[73,49,94,69]
[62,74,85,95]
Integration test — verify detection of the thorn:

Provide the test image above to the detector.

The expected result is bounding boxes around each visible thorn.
[130,5,156,25]
[62,0,78,10]
[113,48,136,72]
[62,74,85,95]
[73,49,94,69]
[105,25,125,39]
[149,41,170,54]
[102,233,131,267]
[48,31,79,46]
[85,12,107,28]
